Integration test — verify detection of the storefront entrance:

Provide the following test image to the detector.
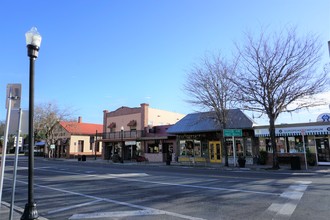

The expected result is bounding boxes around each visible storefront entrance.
[209,141,221,163]
[316,138,330,165]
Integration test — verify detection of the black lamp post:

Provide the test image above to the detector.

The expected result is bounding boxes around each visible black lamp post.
[21,27,42,220]
[121,126,124,163]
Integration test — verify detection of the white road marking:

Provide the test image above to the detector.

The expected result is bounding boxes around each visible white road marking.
[35,167,279,196]
[12,167,286,219]
[84,171,96,174]
[69,210,166,219]
[127,178,279,195]
[265,181,311,219]
[13,178,206,220]
[48,199,103,214]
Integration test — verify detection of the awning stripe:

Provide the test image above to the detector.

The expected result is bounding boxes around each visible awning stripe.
[255,131,329,137]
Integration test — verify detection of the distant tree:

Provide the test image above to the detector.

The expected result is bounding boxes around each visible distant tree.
[0,120,4,136]
[0,120,16,153]
[184,53,237,166]
[232,27,329,169]
[34,102,75,145]
[0,120,4,149]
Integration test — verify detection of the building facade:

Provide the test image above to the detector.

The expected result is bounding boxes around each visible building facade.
[51,117,103,159]
[167,109,256,165]
[254,119,330,166]
[102,103,185,162]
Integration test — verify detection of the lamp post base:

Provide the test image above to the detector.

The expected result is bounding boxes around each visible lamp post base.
[21,202,39,220]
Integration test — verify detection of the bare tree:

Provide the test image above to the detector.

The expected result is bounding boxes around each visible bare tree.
[184,53,237,166]
[34,102,75,145]
[232,27,329,169]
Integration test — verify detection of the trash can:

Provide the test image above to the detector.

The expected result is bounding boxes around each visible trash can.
[291,156,301,170]
[166,154,171,165]
[78,155,81,161]
[82,155,86,161]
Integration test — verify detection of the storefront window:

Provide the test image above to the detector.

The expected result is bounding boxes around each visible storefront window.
[236,139,243,155]
[266,139,272,153]
[288,137,295,152]
[185,141,194,156]
[307,137,316,153]
[276,137,286,153]
[180,140,193,156]
[180,140,186,156]
[261,138,285,153]
[260,136,311,154]
[225,138,247,156]
[226,138,233,156]
[179,140,202,157]
[148,144,159,153]
[246,138,252,156]
[295,137,304,152]
[288,136,304,153]
[193,141,201,157]
[259,138,266,151]
[202,142,208,158]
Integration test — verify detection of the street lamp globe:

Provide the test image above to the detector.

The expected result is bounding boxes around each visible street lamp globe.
[25,27,42,58]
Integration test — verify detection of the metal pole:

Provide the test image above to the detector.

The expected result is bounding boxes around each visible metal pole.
[95,130,97,160]
[0,91,13,209]
[302,134,308,170]
[10,108,22,220]
[21,53,39,220]
[232,136,236,167]
[121,129,124,163]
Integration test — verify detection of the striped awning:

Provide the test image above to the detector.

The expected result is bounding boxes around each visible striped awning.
[254,125,330,137]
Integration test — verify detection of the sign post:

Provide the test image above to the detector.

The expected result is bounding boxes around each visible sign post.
[10,108,22,218]
[224,129,243,166]
[0,84,21,211]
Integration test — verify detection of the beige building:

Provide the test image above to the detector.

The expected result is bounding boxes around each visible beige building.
[51,117,103,159]
[102,103,185,162]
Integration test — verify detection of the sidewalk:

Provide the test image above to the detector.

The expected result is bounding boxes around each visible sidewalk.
[0,201,48,220]
[0,201,22,220]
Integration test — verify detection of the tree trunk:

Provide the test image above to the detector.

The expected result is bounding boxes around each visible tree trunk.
[222,120,229,167]
[269,117,280,169]
[222,135,228,166]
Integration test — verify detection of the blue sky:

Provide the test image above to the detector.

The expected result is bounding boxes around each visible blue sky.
[1,0,330,125]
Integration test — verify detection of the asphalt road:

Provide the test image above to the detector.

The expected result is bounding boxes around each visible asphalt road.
[1,156,330,220]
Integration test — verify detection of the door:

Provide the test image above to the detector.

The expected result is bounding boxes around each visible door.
[209,141,221,163]
[316,138,330,165]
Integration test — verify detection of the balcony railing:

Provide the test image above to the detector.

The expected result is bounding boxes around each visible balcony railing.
[101,130,171,140]
[102,130,143,140]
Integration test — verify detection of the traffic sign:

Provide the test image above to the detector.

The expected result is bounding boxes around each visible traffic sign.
[223,129,242,137]
[6,84,21,109]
